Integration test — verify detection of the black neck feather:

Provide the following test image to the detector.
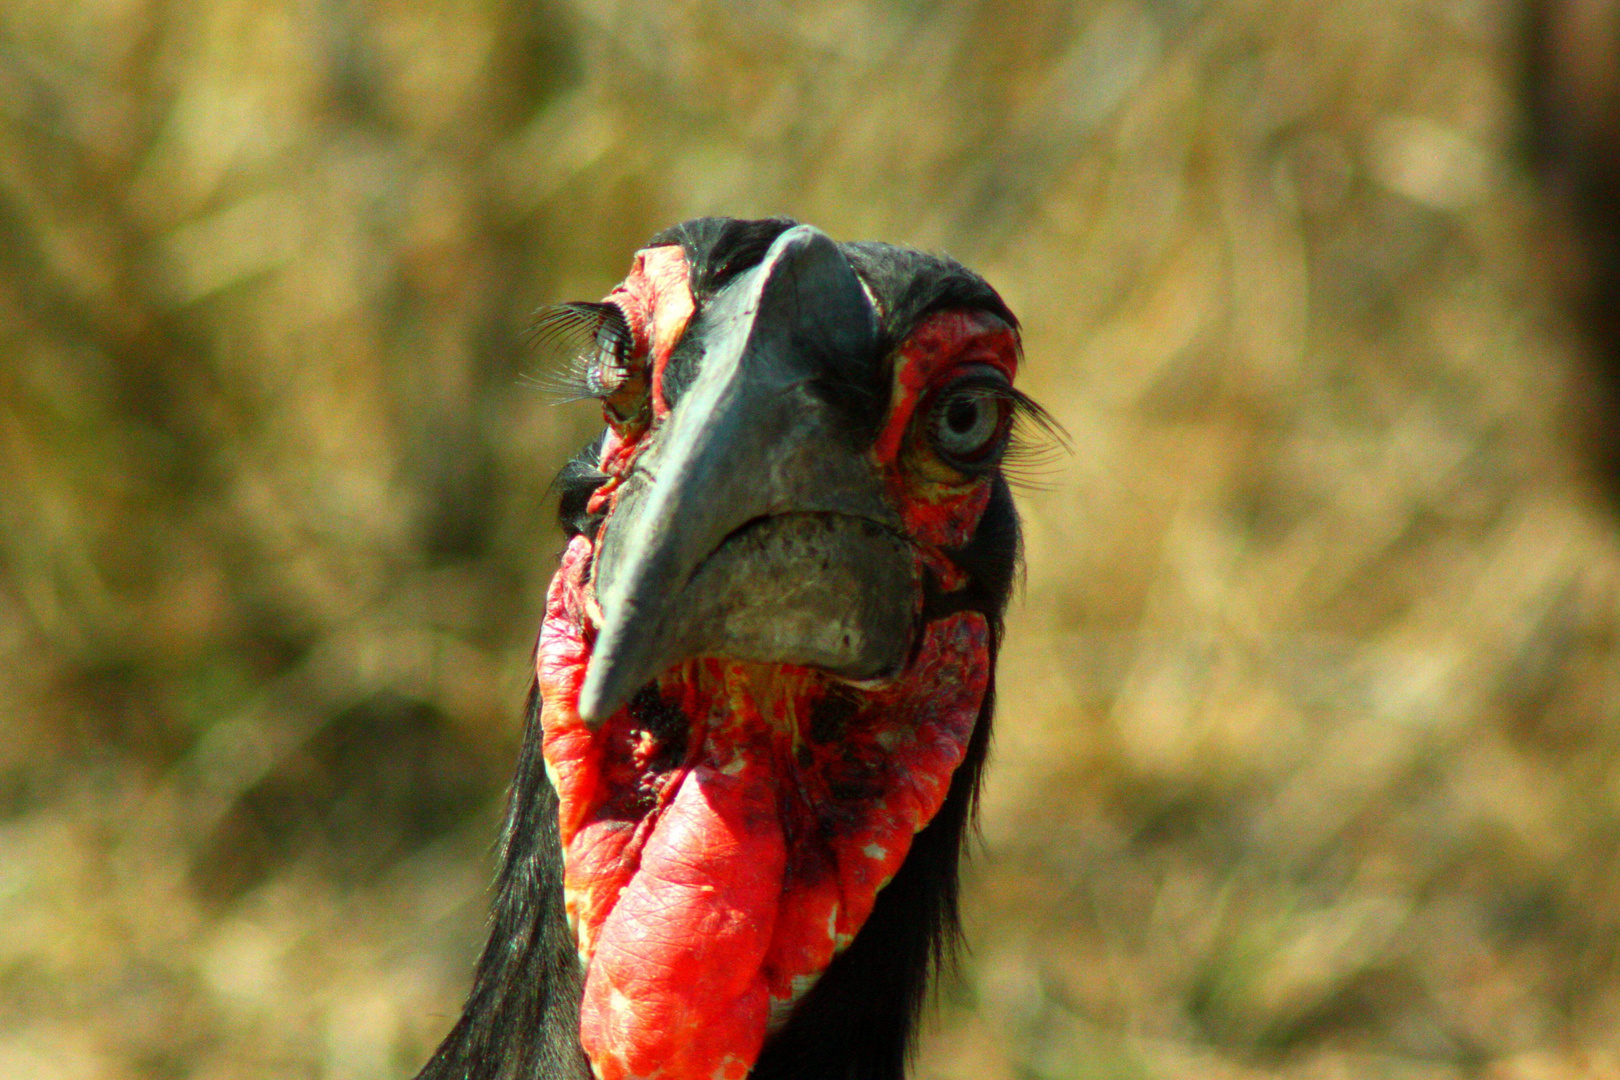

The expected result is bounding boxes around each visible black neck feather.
[414,679,592,1080]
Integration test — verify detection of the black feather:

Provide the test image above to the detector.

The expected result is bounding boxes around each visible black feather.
[414,682,591,1080]
[646,216,800,300]
[840,241,1019,355]
[655,313,708,414]
[553,432,609,539]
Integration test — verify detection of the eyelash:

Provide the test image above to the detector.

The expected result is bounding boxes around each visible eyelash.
[922,372,1067,485]
[524,302,636,403]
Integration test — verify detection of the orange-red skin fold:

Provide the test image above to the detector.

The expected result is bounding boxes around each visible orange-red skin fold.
[538,537,988,1080]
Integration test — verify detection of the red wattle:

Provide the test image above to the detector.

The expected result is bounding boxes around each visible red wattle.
[536,538,988,1080]
[581,764,784,1080]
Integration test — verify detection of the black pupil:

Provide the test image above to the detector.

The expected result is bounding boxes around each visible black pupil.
[946,397,979,434]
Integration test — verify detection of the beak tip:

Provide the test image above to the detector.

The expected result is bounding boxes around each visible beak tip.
[575,678,610,731]
[576,655,635,732]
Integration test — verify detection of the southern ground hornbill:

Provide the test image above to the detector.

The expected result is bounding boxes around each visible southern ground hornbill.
[417,217,1052,1080]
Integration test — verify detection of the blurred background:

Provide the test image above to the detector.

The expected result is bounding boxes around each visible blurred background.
[4,0,1620,1077]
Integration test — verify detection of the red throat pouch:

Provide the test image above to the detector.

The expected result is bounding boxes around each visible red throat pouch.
[536,537,988,1080]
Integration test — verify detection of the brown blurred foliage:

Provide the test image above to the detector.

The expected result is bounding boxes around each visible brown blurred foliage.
[4,1,1620,1077]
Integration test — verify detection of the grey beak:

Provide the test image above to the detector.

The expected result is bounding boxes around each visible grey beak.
[576,225,916,726]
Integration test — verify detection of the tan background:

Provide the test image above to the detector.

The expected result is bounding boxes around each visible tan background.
[4,1,1620,1077]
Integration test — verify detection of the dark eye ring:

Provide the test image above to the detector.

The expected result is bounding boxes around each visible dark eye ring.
[928,372,1015,471]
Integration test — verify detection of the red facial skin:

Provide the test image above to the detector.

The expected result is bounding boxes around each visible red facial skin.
[539,249,1020,1080]
[587,245,696,519]
[871,308,1020,592]
[605,244,696,424]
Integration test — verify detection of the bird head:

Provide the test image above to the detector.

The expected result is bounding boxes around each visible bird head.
[534,218,1049,1080]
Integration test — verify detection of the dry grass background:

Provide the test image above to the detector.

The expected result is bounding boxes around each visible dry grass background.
[3,0,1620,1077]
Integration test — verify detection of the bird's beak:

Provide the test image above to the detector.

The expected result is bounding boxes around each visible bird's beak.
[577,225,915,726]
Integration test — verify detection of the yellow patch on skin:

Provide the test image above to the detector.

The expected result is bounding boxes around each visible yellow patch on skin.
[862,843,888,861]
[710,1055,751,1080]
[884,339,1000,495]
[901,427,982,490]
[794,972,819,1000]
[713,661,814,736]
[766,973,825,1033]
[766,995,796,1032]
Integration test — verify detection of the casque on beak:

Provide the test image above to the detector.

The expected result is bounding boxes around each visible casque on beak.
[577,225,918,727]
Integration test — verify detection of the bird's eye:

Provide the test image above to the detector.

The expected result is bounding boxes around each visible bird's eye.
[568,303,645,423]
[928,373,1015,471]
[585,309,635,394]
[530,301,646,423]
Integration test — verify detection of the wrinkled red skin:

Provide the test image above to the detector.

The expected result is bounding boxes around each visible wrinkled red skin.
[538,250,1019,1080]
[873,309,1020,552]
[541,544,988,1080]
[586,246,696,522]
[606,245,695,424]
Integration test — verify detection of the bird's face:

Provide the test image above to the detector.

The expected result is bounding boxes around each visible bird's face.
[536,221,1041,1080]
